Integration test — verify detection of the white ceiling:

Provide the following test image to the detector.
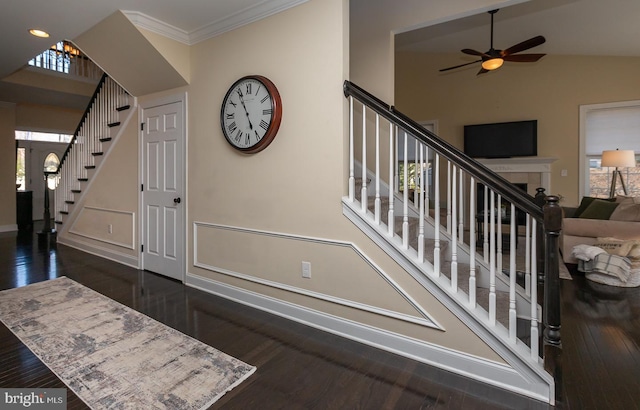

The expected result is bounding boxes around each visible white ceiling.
[395,0,640,57]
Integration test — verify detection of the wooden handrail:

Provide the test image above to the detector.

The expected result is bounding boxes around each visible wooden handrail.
[343,80,543,221]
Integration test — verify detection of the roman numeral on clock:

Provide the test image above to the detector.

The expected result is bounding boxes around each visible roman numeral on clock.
[259,120,269,131]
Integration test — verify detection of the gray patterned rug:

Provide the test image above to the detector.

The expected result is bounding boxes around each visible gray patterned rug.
[0,277,255,409]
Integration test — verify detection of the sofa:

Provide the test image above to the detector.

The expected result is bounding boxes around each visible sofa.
[561,195,640,264]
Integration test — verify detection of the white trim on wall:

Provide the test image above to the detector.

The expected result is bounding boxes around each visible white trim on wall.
[0,224,18,233]
[68,206,136,249]
[192,221,442,330]
[579,99,640,199]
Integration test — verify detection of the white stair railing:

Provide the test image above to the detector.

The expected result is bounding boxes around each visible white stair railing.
[343,80,550,377]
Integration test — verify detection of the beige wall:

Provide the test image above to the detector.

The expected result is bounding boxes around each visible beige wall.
[15,104,83,134]
[0,103,17,230]
[395,52,640,206]
[184,0,502,361]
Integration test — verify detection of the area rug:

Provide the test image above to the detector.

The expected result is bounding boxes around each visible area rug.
[0,277,255,409]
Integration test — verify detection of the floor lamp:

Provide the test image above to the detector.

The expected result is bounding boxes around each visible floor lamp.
[601,149,636,198]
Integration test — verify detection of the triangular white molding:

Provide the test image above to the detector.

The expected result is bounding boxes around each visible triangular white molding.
[124,0,308,46]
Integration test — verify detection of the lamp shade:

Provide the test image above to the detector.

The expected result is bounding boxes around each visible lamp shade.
[601,149,636,168]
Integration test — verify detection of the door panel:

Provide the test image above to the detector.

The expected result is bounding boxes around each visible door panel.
[142,101,184,281]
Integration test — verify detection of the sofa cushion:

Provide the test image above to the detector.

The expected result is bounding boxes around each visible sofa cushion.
[578,199,619,219]
[610,196,640,222]
[574,196,616,217]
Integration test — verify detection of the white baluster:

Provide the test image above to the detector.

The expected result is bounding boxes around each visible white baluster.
[402,131,409,249]
[413,139,419,205]
[530,219,539,359]
[497,194,503,273]
[509,204,517,340]
[388,123,395,236]
[348,96,355,202]
[417,144,425,263]
[469,177,476,308]
[433,153,441,277]
[525,214,531,296]
[374,114,381,224]
[425,147,430,220]
[483,185,489,261]
[451,164,458,292]
[458,169,464,243]
[446,162,452,233]
[361,105,367,212]
[489,190,496,325]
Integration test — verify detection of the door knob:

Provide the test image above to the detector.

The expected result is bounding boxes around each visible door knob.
[173,197,181,204]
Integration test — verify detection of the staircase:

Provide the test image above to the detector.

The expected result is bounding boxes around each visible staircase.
[342,81,563,404]
[53,74,134,226]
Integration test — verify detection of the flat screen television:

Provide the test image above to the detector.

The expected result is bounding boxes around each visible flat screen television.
[464,120,537,158]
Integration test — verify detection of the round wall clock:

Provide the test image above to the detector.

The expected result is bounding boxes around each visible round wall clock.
[220,75,282,154]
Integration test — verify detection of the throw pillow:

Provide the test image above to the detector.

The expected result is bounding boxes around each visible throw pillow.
[578,199,619,220]
[594,237,637,257]
[610,196,640,222]
[573,196,616,218]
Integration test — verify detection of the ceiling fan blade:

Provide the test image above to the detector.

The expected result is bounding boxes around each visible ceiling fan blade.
[501,35,546,57]
[477,67,489,75]
[503,53,546,63]
[461,48,489,58]
[439,60,482,72]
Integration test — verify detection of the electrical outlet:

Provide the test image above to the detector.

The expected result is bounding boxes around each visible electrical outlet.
[561,169,568,177]
[301,261,311,278]
[108,224,113,234]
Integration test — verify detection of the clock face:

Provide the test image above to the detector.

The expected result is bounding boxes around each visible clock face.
[220,75,282,154]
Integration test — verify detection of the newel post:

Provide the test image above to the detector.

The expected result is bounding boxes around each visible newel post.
[534,187,546,283]
[543,194,562,404]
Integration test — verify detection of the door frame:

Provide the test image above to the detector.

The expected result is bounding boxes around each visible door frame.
[138,92,188,281]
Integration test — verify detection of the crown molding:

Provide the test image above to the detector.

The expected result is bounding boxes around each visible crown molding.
[124,0,308,46]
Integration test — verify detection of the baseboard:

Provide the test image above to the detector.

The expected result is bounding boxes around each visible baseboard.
[186,272,550,404]
[0,224,18,233]
[57,234,139,268]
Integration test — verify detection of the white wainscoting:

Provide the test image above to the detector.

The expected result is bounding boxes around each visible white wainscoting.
[191,222,441,329]
[69,206,135,250]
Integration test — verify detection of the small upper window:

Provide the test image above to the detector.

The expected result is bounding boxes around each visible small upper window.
[15,131,72,143]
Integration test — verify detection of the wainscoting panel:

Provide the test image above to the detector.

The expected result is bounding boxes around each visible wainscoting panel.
[192,222,441,330]
[69,206,135,250]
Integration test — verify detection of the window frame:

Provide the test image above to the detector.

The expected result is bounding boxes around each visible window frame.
[579,100,640,198]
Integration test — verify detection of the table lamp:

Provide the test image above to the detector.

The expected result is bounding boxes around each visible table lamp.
[601,149,636,198]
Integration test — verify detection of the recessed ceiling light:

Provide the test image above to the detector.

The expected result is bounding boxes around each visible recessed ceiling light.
[29,29,50,38]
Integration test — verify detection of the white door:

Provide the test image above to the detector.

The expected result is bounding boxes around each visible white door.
[142,101,184,281]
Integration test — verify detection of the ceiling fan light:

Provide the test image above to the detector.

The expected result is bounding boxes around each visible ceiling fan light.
[482,58,504,70]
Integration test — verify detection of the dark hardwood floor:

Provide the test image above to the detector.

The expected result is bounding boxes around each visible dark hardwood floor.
[0,226,638,409]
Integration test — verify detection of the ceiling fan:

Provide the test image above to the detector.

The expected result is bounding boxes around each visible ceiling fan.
[439,9,546,75]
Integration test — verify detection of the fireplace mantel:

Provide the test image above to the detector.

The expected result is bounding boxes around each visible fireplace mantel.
[476,156,557,194]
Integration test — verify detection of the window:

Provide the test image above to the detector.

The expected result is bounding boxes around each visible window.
[580,101,640,198]
[15,131,72,143]
[16,147,26,191]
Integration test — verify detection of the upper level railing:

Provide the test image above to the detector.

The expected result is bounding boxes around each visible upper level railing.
[28,41,102,81]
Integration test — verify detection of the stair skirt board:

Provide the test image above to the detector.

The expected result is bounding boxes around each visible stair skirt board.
[186,272,552,403]
[342,200,553,403]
